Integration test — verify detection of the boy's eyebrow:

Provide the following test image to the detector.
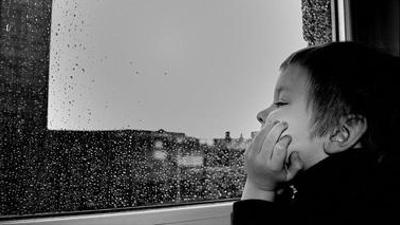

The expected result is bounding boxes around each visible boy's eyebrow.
[275,86,290,96]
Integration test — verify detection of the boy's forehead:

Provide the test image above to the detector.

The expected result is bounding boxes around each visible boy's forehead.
[275,65,310,95]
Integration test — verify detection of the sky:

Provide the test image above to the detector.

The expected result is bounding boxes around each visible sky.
[48,0,307,141]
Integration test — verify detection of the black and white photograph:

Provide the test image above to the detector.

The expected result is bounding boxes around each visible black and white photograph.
[1,1,399,224]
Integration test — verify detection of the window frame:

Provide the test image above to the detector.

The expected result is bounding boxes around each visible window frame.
[335,0,400,55]
[332,0,352,41]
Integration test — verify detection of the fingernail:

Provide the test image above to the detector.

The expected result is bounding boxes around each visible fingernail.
[286,136,292,145]
[281,135,292,144]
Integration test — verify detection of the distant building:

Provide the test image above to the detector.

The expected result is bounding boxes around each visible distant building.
[227,133,252,151]
[213,131,252,151]
[0,1,57,215]
[0,0,51,133]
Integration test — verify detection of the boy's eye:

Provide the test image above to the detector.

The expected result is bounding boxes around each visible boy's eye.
[273,102,288,108]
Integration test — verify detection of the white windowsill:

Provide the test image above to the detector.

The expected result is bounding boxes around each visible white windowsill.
[1,201,234,225]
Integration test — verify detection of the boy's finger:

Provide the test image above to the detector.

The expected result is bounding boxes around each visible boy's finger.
[260,121,288,160]
[286,151,304,181]
[269,135,291,170]
[251,120,279,155]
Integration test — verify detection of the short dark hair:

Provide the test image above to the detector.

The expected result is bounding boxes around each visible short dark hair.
[280,42,400,152]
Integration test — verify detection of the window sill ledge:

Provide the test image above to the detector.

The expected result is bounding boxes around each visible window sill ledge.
[2,201,234,225]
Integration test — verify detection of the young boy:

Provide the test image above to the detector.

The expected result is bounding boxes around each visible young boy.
[232,42,400,225]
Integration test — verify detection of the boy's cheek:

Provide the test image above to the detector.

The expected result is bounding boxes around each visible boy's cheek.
[264,110,281,125]
[264,113,297,147]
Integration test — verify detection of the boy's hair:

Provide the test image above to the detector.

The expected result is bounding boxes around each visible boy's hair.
[280,42,400,153]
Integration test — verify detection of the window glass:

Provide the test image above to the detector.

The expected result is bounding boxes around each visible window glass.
[0,0,329,217]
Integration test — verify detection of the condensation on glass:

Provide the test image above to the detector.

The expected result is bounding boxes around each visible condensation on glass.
[0,0,330,217]
[0,0,247,216]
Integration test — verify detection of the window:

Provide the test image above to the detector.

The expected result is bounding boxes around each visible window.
[345,0,400,56]
[1,0,331,219]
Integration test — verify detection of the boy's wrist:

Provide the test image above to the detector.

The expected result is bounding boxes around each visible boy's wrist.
[241,180,276,202]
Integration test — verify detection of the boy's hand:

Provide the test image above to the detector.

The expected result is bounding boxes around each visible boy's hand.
[242,120,304,200]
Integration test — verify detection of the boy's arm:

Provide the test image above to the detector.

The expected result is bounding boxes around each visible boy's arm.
[231,121,302,225]
[231,181,284,225]
[240,180,275,201]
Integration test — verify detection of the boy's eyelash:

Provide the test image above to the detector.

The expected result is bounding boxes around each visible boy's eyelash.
[273,102,288,107]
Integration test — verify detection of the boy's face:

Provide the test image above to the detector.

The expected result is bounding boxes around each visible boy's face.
[256,64,328,169]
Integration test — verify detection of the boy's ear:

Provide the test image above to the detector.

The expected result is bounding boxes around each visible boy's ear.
[323,115,368,154]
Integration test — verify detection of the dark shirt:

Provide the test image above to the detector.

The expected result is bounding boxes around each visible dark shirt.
[231,148,400,225]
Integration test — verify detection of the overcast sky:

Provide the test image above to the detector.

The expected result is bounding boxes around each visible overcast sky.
[48,0,307,141]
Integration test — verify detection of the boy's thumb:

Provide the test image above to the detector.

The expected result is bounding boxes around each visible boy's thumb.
[286,152,304,181]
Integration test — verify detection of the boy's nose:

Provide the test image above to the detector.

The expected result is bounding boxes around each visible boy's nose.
[256,106,272,126]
